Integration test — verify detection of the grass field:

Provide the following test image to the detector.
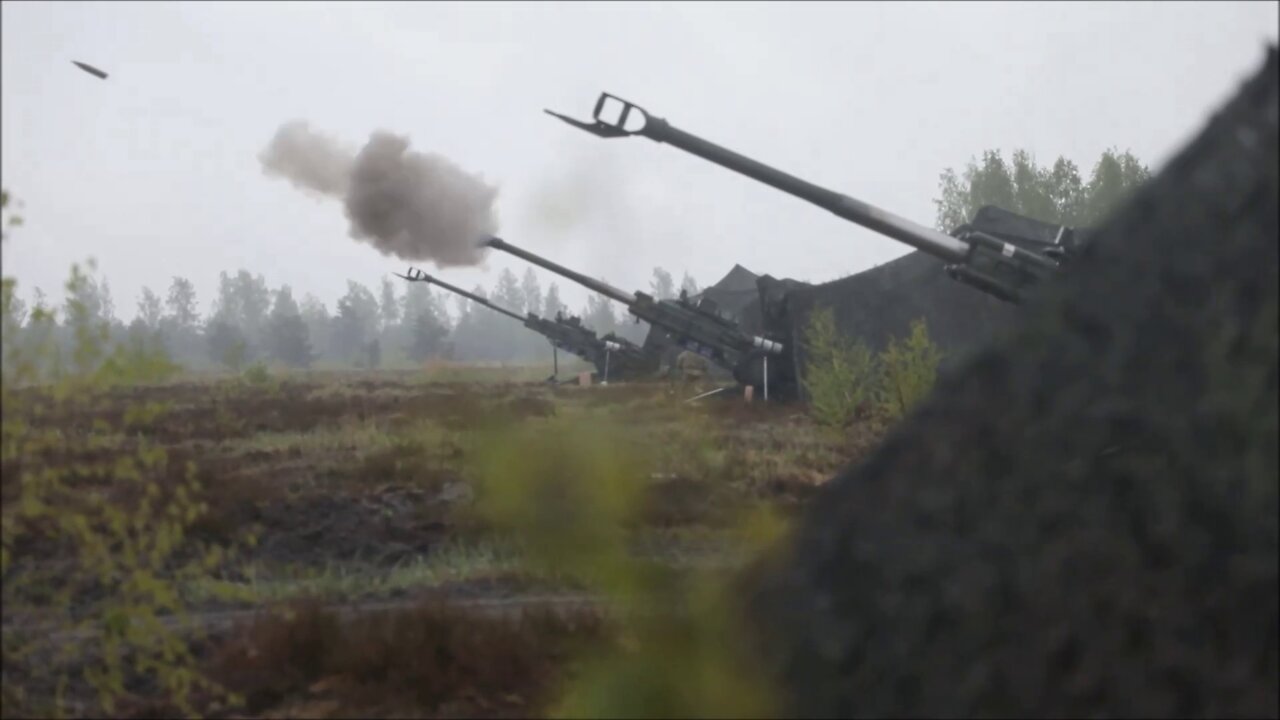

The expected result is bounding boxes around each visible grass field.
[1,364,884,718]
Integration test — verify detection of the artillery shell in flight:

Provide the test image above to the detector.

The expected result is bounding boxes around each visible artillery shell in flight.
[72,61,108,80]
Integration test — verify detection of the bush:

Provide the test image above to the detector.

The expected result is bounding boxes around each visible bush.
[874,318,943,422]
[242,360,273,387]
[470,414,783,718]
[1,425,242,717]
[95,332,182,387]
[801,309,944,428]
[2,194,243,715]
[1,291,246,715]
[801,306,878,429]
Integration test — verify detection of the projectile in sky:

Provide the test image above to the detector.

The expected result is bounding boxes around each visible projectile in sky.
[72,61,108,80]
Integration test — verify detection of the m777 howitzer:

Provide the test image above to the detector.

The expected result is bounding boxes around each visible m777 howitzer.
[547,95,1094,305]
[479,237,794,400]
[394,267,654,384]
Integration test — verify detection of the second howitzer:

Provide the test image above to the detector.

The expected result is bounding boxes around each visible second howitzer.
[481,237,793,399]
[547,94,1093,305]
[394,267,655,383]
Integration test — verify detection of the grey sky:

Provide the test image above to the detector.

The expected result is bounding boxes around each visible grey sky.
[2,1,1276,322]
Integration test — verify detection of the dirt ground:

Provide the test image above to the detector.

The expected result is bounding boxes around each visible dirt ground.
[1,367,883,718]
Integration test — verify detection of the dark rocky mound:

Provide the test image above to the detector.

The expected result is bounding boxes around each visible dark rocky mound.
[742,47,1279,718]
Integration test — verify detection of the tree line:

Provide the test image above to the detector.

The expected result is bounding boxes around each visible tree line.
[3,146,1149,377]
[798,146,1153,425]
[933,146,1151,231]
[2,262,703,373]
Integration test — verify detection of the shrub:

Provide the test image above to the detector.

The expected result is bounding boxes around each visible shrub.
[2,195,243,716]
[242,360,273,387]
[1,426,242,717]
[874,318,943,422]
[95,332,182,387]
[801,306,878,429]
[470,413,783,718]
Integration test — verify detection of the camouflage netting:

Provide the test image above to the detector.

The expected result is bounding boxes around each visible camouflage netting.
[775,250,1018,399]
[692,263,765,323]
[741,46,1278,719]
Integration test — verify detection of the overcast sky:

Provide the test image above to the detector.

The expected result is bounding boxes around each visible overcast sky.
[2,1,1276,322]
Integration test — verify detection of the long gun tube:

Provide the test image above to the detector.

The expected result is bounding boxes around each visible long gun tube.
[483,237,634,305]
[396,266,650,382]
[546,94,1062,303]
[480,236,787,390]
[395,267,524,322]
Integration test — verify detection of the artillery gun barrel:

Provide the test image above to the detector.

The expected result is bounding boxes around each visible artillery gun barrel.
[482,235,784,357]
[481,236,634,305]
[397,264,658,384]
[545,96,970,263]
[395,267,524,322]
[482,235,792,396]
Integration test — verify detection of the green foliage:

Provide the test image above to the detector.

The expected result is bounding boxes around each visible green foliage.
[406,311,449,363]
[265,286,314,369]
[1,326,242,715]
[801,306,878,430]
[493,268,525,315]
[471,413,783,718]
[333,280,381,360]
[210,270,271,354]
[801,309,943,427]
[543,282,566,317]
[241,360,273,387]
[206,320,248,372]
[521,267,544,319]
[3,299,60,387]
[2,187,25,239]
[136,287,164,330]
[583,293,619,336]
[2,191,238,716]
[64,261,113,378]
[378,277,402,329]
[164,276,200,329]
[1,428,244,717]
[1,278,28,382]
[95,331,182,387]
[934,147,1152,230]
[266,312,314,369]
[874,318,943,422]
[1080,147,1152,225]
[474,419,643,589]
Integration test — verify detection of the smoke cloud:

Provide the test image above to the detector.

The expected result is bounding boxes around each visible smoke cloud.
[259,121,499,267]
[522,144,703,285]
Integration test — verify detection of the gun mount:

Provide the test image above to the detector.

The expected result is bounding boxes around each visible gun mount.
[547,94,1089,305]
[394,267,656,383]
[480,237,793,400]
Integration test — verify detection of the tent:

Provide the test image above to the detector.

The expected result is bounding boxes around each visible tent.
[763,250,1019,399]
[689,263,763,323]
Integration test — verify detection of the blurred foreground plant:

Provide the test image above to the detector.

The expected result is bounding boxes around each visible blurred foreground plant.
[471,412,786,718]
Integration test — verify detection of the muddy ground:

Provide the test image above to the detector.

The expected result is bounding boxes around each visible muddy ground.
[1,368,882,718]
